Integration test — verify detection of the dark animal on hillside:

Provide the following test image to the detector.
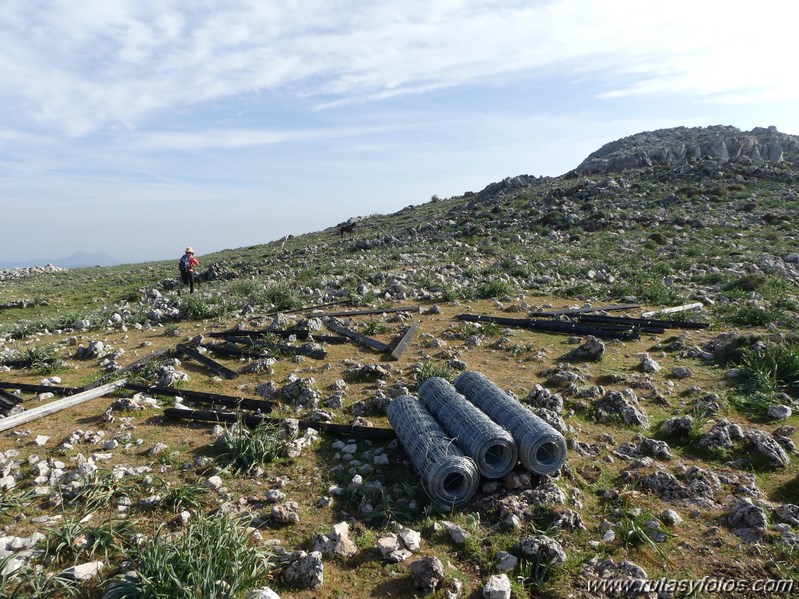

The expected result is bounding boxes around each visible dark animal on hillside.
[339,222,357,237]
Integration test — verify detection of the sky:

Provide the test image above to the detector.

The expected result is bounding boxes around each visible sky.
[2,1,799,266]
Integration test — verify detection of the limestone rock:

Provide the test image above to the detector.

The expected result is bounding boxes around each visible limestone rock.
[410,556,445,595]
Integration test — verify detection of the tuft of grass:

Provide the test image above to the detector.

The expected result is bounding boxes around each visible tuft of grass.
[363,320,390,335]
[415,360,455,384]
[160,483,209,512]
[260,282,302,311]
[476,280,516,299]
[738,341,799,397]
[213,421,286,475]
[44,516,136,563]
[104,512,275,599]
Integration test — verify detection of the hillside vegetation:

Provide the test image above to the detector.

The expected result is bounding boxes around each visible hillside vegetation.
[0,125,797,598]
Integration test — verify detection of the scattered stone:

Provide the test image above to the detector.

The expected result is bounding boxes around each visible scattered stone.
[572,336,605,361]
[494,551,518,572]
[61,560,105,581]
[773,504,799,526]
[660,509,683,526]
[660,415,694,438]
[281,551,323,590]
[483,573,512,599]
[639,353,661,373]
[518,534,566,565]
[410,556,445,595]
[746,428,790,468]
[271,501,301,524]
[594,389,650,429]
[246,588,281,599]
[767,405,792,420]
[670,366,693,379]
[313,522,358,558]
[722,498,768,543]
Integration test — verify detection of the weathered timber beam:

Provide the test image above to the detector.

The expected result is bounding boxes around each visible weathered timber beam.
[263,299,351,317]
[0,380,127,433]
[0,388,23,405]
[324,320,392,352]
[529,303,641,316]
[455,314,639,340]
[390,324,418,361]
[574,314,708,330]
[200,343,270,360]
[641,303,704,318]
[0,381,84,395]
[322,306,417,318]
[176,344,238,379]
[213,329,349,345]
[123,382,276,412]
[162,408,396,440]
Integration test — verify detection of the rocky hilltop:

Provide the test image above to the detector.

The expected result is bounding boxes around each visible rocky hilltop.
[575,125,799,174]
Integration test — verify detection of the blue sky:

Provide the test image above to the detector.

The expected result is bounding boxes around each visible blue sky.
[2,1,798,265]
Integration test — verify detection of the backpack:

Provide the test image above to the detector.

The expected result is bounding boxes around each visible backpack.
[179,254,190,273]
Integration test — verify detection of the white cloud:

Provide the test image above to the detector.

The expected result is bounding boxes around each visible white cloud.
[1,0,796,137]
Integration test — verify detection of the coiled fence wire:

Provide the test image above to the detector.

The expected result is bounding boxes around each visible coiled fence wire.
[387,394,479,507]
[454,371,567,476]
[418,376,518,479]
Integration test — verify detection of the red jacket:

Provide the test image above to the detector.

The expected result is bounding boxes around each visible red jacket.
[186,254,199,272]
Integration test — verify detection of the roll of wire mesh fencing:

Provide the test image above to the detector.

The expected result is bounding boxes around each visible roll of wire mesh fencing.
[387,394,480,507]
[454,371,567,476]
[418,376,518,479]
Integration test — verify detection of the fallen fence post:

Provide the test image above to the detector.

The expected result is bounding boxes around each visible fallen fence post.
[0,382,84,395]
[641,302,705,318]
[529,303,640,316]
[263,299,352,317]
[322,306,417,318]
[324,320,392,352]
[176,344,238,379]
[0,380,127,433]
[390,324,418,360]
[455,314,640,340]
[123,382,276,412]
[573,314,708,330]
[163,408,396,440]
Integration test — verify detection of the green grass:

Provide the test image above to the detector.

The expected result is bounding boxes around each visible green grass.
[103,512,275,599]
[415,360,455,384]
[212,421,287,475]
[737,341,799,397]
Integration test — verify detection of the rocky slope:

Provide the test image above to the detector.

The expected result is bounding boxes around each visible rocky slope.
[0,125,797,599]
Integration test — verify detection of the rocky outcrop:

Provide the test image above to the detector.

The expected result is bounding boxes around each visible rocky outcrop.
[576,126,799,174]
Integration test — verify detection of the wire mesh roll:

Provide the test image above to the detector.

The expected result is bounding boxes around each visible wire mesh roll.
[418,377,518,479]
[387,394,479,507]
[454,371,567,476]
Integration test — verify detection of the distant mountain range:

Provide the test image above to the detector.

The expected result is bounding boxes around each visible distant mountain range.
[0,251,121,269]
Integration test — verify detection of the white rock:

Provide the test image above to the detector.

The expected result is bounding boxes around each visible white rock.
[34,435,50,446]
[246,588,281,599]
[62,560,104,581]
[483,573,512,599]
[767,405,792,420]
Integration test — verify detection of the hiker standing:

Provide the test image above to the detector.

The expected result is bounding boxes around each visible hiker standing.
[179,246,200,294]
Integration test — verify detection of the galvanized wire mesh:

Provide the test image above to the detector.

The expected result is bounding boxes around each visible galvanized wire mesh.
[387,394,479,507]
[454,371,567,476]
[418,376,518,479]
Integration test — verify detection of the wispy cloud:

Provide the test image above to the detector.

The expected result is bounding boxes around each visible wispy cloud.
[2,0,795,138]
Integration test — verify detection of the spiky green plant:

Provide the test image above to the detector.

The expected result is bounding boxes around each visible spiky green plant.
[213,421,286,475]
[415,360,455,384]
[103,513,275,599]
